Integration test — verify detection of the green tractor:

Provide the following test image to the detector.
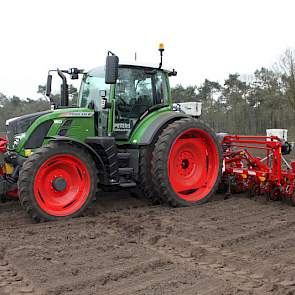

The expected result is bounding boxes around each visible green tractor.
[0,45,222,222]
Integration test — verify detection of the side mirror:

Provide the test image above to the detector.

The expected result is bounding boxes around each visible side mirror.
[46,74,52,96]
[105,54,119,84]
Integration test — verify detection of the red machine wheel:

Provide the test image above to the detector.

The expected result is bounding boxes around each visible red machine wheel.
[269,187,281,201]
[34,154,91,216]
[19,142,97,222]
[249,183,261,198]
[152,118,222,206]
[168,128,219,201]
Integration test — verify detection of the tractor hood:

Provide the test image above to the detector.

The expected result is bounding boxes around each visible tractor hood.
[6,107,95,153]
[5,111,53,148]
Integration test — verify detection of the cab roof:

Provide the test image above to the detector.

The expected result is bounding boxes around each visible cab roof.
[87,63,173,77]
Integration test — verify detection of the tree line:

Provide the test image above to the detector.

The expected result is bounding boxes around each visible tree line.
[1,48,295,139]
[172,49,295,139]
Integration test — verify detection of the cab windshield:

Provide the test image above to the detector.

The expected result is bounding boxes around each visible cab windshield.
[79,67,109,110]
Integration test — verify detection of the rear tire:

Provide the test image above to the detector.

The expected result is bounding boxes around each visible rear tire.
[18,142,98,222]
[136,147,161,204]
[151,118,222,207]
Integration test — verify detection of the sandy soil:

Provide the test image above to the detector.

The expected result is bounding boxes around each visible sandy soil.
[1,192,295,295]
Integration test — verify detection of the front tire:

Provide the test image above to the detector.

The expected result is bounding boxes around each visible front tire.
[151,118,222,206]
[18,142,98,222]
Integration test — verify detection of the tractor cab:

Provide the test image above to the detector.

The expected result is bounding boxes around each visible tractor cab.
[79,64,171,139]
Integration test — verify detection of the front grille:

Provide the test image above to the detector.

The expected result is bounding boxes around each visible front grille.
[5,110,52,149]
[25,120,53,149]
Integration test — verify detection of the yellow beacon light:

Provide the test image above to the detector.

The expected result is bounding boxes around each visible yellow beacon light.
[159,43,165,51]
[158,43,165,69]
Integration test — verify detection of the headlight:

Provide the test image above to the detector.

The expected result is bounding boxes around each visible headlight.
[13,133,25,149]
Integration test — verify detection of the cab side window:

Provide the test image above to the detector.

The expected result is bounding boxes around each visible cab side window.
[154,72,168,104]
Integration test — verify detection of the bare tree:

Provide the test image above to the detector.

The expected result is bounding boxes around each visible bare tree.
[277,48,295,112]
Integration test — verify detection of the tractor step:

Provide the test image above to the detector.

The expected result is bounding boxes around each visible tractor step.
[117,152,136,188]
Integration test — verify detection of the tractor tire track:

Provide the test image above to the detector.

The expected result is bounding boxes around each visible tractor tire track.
[1,193,295,294]
[0,259,38,295]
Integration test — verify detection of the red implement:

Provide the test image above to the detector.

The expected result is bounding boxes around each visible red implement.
[220,135,295,203]
[0,137,19,199]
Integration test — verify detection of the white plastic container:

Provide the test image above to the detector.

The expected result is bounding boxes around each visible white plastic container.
[173,102,202,117]
[266,129,288,141]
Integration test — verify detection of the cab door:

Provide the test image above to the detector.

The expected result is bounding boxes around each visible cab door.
[114,67,153,140]
[113,67,168,141]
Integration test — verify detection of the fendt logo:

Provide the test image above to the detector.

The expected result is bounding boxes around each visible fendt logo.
[61,112,94,117]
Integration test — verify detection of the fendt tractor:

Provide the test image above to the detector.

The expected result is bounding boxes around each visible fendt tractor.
[0,45,222,222]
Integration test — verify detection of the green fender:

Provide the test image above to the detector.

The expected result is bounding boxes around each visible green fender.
[48,136,105,172]
[134,112,190,145]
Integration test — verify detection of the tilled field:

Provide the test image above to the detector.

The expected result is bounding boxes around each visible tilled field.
[1,192,295,295]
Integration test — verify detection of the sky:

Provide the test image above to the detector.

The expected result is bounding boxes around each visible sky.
[0,0,295,99]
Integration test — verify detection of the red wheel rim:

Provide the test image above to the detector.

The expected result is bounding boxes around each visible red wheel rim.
[34,154,91,217]
[168,128,220,202]
[270,187,281,201]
